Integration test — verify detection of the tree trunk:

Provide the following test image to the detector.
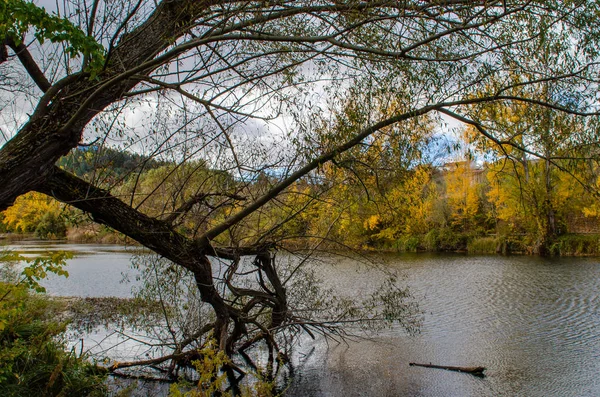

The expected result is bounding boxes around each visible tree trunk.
[37,166,235,339]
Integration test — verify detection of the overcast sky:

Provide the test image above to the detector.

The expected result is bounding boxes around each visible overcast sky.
[1,0,464,168]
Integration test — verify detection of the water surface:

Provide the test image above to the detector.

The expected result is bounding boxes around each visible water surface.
[287,254,600,397]
[3,242,600,396]
[1,240,140,297]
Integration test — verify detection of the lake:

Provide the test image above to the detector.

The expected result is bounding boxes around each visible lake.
[3,241,600,396]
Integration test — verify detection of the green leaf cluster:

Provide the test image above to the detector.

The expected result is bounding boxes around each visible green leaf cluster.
[5,250,72,293]
[0,282,107,396]
[0,255,106,396]
[0,0,105,75]
[169,338,278,397]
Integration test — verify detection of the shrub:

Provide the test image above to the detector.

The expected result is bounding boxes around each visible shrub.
[396,235,420,252]
[0,254,107,396]
[0,282,107,396]
[422,229,439,251]
[436,228,468,251]
[35,212,67,239]
[552,234,600,256]
[468,237,498,254]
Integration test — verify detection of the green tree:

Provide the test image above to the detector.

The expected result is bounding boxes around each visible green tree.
[444,160,485,233]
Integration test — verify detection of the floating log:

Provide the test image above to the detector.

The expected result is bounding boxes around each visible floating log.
[409,362,486,377]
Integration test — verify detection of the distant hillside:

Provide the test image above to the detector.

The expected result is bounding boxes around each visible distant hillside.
[56,146,165,179]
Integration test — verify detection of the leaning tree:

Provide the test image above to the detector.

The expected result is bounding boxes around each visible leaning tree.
[2,0,600,387]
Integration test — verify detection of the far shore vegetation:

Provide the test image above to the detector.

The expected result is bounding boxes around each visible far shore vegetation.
[2,147,600,257]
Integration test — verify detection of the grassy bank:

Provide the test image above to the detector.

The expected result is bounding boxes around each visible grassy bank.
[0,284,107,396]
[384,233,600,257]
[551,234,600,256]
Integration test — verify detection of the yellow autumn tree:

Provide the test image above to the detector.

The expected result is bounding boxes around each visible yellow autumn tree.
[444,160,483,232]
[462,65,594,253]
[2,192,66,237]
[375,165,438,238]
[485,158,565,247]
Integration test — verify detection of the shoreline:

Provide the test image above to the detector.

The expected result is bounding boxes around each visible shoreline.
[2,232,600,257]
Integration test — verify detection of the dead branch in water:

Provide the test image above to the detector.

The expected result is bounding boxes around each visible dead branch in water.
[409,362,486,377]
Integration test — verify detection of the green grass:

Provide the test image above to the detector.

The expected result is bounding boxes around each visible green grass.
[468,237,498,254]
[0,280,107,396]
[552,234,600,256]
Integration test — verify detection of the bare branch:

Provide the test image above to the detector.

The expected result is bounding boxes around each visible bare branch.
[6,37,51,92]
[200,103,441,241]
[163,192,246,224]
